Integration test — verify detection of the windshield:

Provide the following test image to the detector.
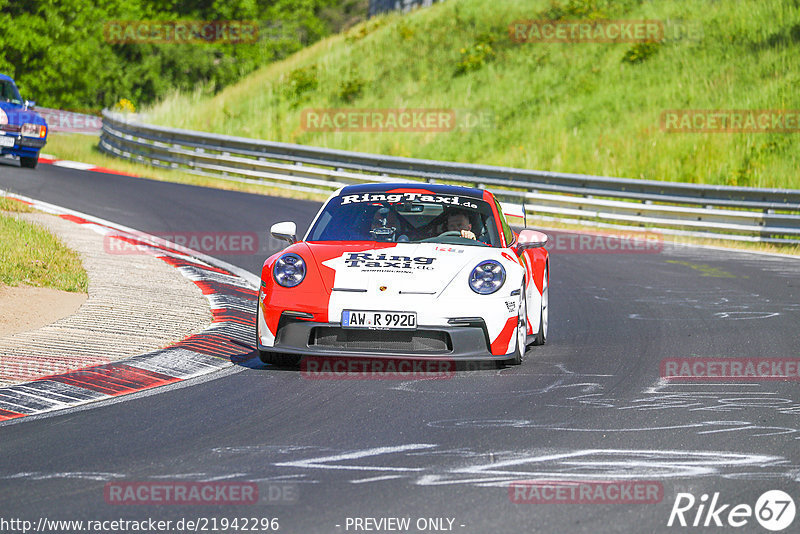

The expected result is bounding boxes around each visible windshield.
[306,191,501,247]
[0,80,22,105]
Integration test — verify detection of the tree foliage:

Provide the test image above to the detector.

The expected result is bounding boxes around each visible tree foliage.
[0,0,362,111]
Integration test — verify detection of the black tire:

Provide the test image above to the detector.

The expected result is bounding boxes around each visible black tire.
[533,265,549,346]
[511,281,527,365]
[532,309,545,346]
[259,351,300,368]
[499,281,527,368]
[258,350,274,364]
[20,156,38,169]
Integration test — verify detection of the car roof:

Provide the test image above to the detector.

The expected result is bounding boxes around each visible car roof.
[338,182,488,200]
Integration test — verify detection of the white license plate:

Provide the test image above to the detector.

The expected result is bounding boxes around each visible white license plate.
[342,310,417,330]
[0,136,15,147]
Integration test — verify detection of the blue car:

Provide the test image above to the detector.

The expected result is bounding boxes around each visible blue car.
[0,74,47,169]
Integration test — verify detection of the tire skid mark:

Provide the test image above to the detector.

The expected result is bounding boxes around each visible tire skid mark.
[183,443,794,488]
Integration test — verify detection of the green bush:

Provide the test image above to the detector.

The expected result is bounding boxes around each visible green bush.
[540,0,610,21]
[621,42,661,64]
[338,77,366,102]
[454,34,496,76]
[345,17,387,43]
[287,65,319,99]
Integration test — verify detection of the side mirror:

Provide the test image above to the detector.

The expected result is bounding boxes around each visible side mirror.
[23,100,36,110]
[271,221,297,244]
[517,229,548,250]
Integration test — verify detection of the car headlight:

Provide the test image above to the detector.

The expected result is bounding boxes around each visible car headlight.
[21,123,47,138]
[273,253,306,287]
[468,260,505,295]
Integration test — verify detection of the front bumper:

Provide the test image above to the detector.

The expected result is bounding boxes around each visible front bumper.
[258,318,506,361]
[0,132,46,157]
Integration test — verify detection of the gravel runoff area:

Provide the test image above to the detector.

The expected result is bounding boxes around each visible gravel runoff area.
[0,212,213,387]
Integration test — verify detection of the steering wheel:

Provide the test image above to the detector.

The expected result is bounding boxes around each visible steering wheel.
[437,229,489,246]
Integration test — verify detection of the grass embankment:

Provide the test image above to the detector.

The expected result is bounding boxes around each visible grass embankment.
[0,197,88,292]
[139,0,800,189]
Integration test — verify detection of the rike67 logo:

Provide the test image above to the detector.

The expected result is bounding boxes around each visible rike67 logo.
[667,490,796,531]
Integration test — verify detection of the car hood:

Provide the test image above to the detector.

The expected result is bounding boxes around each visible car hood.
[314,242,499,296]
[0,101,46,126]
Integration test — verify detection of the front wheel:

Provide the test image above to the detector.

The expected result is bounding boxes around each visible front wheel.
[20,155,38,169]
[533,265,549,346]
[509,281,528,366]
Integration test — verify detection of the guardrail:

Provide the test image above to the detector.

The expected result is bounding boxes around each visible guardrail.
[99,110,800,243]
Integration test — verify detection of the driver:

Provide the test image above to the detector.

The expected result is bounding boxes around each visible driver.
[445,210,476,240]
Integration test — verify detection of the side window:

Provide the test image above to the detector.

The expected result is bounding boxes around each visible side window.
[1,81,19,102]
[494,199,515,246]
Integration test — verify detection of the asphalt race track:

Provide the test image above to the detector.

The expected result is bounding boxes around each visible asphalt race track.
[1,160,800,533]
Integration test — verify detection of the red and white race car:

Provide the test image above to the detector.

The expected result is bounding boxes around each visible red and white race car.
[257,183,549,366]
